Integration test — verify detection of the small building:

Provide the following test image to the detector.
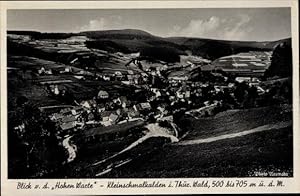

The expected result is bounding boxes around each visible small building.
[134,102,152,112]
[127,108,140,119]
[97,90,109,99]
[60,121,76,131]
[109,113,119,124]
[168,76,189,82]
[96,103,106,113]
[115,71,123,76]
[127,70,134,75]
[71,106,84,115]
[117,96,129,108]
[235,77,252,83]
[65,66,73,73]
[61,115,77,124]
[81,100,97,109]
[101,111,112,122]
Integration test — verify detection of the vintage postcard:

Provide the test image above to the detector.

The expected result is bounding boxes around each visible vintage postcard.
[1,0,299,195]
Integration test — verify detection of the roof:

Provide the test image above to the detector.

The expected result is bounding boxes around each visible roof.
[100,111,112,118]
[127,108,140,117]
[98,90,109,98]
[201,64,216,71]
[127,70,134,75]
[72,106,84,111]
[109,113,119,122]
[60,122,75,130]
[140,102,151,109]
[119,96,128,103]
[52,113,64,120]
[84,120,144,137]
[61,115,76,123]
[97,103,106,108]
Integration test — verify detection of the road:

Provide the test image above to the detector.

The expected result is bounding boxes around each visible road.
[177,121,292,146]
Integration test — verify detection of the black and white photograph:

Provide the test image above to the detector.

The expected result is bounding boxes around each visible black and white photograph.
[1,3,298,193]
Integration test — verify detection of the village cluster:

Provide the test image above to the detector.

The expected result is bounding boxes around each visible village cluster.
[41,58,268,137]
[7,33,272,140]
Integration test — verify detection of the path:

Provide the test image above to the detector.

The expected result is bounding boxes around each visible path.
[178,121,292,146]
[92,123,178,167]
[62,136,77,163]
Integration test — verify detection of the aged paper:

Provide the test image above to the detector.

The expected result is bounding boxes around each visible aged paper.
[1,0,299,195]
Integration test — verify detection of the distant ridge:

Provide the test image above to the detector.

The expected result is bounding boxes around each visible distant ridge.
[7,29,291,61]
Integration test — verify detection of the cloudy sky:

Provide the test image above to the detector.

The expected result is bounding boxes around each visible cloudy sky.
[7,8,291,41]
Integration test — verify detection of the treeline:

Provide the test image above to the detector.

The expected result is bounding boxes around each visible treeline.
[8,30,74,39]
[265,40,292,78]
[8,97,66,178]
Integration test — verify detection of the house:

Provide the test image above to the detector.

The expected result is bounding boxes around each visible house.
[115,71,122,76]
[61,115,77,123]
[64,66,73,73]
[101,111,112,122]
[176,91,184,99]
[60,121,76,131]
[96,103,106,113]
[168,76,189,82]
[38,67,46,75]
[87,112,95,121]
[117,96,129,108]
[109,113,119,124]
[150,88,162,98]
[50,113,64,121]
[157,103,168,113]
[99,111,119,125]
[127,108,140,119]
[97,90,109,99]
[186,101,219,117]
[127,75,134,84]
[127,70,134,75]
[101,121,112,127]
[134,102,151,112]
[235,77,252,83]
[81,100,97,109]
[74,75,85,80]
[185,90,191,98]
[71,106,84,115]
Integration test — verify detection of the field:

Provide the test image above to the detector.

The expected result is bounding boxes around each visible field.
[7,55,136,107]
[210,51,272,76]
[102,105,293,178]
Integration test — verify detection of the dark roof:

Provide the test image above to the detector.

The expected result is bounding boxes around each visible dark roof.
[61,115,76,123]
[84,120,144,137]
[60,122,75,130]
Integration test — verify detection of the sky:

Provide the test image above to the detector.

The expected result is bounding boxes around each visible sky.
[7,8,291,41]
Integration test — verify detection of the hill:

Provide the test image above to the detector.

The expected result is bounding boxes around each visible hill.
[7,29,291,62]
[102,105,293,177]
[166,37,290,60]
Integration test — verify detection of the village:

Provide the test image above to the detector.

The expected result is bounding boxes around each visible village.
[7,32,292,178]
[31,48,273,153]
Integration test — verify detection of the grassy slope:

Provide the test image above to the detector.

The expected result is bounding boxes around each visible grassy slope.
[7,55,136,107]
[185,106,292,140]
[105,126,292,177]
[103,106,293,178]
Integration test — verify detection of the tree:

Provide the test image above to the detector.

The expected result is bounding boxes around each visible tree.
[8,100,66,178]
[265,41,292,78]
[234,82,249,104]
